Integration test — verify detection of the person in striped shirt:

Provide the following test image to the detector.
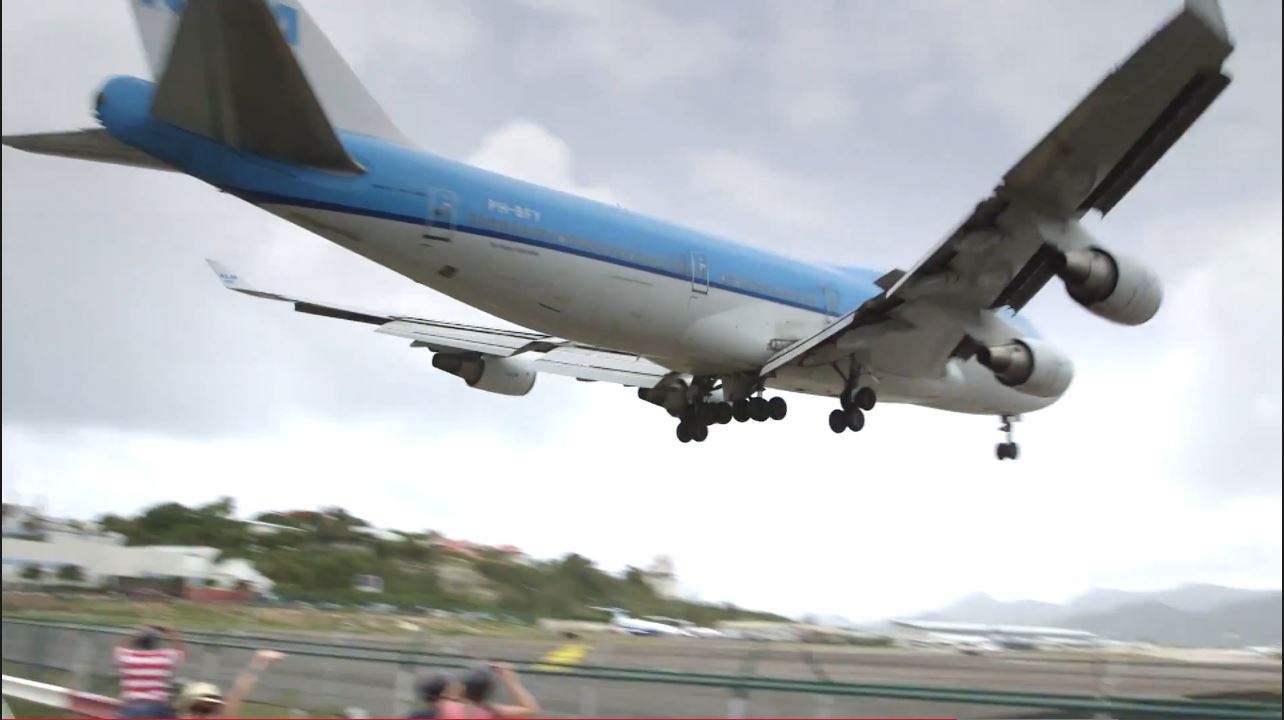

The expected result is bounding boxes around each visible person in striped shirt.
[113,625,187,718]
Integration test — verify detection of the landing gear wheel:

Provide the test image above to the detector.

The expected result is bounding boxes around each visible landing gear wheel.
[750,397,770,422]
[691,423,709,443]
[854,387,876,412]
[828,409,848,434]
[676,424,692,443]
[996,442,1019,460]
[714,403,733,425]
[846,407,865,432]
[767,396,788,421]
[732,399,751,423]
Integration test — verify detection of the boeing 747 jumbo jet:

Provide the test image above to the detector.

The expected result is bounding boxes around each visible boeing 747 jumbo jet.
[2,1,1234,457]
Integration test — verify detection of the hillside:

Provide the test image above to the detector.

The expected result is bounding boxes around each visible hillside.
[91,498,784,626]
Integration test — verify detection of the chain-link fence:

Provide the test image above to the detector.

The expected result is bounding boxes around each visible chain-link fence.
[3,620,1280,719]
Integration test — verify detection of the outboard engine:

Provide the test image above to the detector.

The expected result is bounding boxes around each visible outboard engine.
[431,353,536,396]
[1057,247,1163,326]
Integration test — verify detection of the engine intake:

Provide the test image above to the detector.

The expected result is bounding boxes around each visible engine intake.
[976,339,1073,399]
[1058,247,1162,326]
[432,353,536,396]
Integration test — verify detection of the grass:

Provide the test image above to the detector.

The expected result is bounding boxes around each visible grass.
[3,594,542,640]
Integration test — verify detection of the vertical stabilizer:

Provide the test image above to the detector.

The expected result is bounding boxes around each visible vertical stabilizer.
[128,0,414,149]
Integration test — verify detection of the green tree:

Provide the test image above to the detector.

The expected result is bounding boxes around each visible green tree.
[20,565,44,582]
[56,564,85,583]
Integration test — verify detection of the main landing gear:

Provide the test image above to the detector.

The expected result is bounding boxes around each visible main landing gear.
[828,386,876,434]
[996,415,1020,460]
[675,389,787,443]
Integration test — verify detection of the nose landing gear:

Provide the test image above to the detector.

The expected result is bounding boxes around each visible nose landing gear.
[996,415,1020,460]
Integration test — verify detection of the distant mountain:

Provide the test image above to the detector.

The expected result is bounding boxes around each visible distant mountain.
[1065,584,1277,615]
[904,584,1283,647]
[914,593,1063,627]
[1059,595,1282,647]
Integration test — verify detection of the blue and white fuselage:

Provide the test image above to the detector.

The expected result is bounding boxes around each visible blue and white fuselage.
[93,74,1047,416]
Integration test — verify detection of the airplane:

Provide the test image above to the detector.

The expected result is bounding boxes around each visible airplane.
[1,0,1234,458]
[641,616,725,639]
[590,607,693,637]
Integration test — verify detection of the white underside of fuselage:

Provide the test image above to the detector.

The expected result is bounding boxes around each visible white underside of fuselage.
[264,204,1054,416]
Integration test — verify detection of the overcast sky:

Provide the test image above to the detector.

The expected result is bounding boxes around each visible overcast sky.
[2,0,1280,622]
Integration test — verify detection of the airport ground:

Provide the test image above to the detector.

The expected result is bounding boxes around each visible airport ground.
[3,613,1280,719]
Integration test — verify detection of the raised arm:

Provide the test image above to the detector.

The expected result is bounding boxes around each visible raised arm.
[222,650,285,717]
[489,663,539,718]
[158,625,187,657]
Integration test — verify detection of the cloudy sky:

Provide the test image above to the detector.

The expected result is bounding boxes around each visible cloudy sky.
[2,0,1280,622]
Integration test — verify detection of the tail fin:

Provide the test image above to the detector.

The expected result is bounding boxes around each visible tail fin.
[129,0,412,151]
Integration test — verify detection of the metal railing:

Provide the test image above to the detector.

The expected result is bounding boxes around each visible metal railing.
[2,618,1279,719]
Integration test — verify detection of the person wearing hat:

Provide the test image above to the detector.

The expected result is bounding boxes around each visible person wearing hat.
[435,663,538,719]
[408,673,457,718]
[114,625,187,718]
[171,649,286,718]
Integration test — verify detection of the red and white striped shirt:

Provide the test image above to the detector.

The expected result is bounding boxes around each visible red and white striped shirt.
[113,647,184,702]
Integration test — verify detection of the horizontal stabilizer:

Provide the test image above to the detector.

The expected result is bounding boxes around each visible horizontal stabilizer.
[2,129,175,171]
[152,0,363,174]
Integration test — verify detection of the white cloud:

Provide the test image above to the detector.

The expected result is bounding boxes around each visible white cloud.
[509,0,740,96]
[466,120,618,204]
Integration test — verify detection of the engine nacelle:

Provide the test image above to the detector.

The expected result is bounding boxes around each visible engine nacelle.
[638,383,688,414]
[1058,247,1163,326]
[976,338,1073,399]
[431,353,536,396]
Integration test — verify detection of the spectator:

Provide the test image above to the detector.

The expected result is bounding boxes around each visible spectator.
[436,663,538,719]
[408,673,455,718]
[114,625,186,718]
[172,649,286,718]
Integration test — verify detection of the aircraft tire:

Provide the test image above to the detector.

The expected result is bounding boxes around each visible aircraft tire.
[714,403,733,424]
[691,423,709,442]
[828,409,847,433]
[677,424,692,443]
[750,397,770,422]
[767,396,787,420]
[846,407,865,432]
[732,400,751,422]
[855,387,876,411]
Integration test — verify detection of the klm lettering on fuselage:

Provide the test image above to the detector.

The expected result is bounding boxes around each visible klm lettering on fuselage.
[138,0,299,45]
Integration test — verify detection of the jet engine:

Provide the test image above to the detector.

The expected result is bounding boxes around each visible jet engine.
[1057,247,1162,326]
[976,339,1073,399]
[431,353,536,396]
[638,382,688,415]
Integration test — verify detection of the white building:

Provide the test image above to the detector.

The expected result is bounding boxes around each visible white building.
[1,537,274,594]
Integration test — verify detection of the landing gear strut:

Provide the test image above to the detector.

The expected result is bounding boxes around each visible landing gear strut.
[995,415,1019,460]
[829,361,875,434]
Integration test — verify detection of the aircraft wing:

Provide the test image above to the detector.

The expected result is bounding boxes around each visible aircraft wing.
[207,260,673,388]
[763,0,1233,379]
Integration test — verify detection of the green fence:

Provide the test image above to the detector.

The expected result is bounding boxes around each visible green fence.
[3,619,1279,719]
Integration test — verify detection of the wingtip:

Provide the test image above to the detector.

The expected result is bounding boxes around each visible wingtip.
[1185,0,1231,44]
[205,258,242,289]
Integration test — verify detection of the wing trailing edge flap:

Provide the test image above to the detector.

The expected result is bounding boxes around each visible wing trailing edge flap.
[207,260,671,388]
[151,0,363,174]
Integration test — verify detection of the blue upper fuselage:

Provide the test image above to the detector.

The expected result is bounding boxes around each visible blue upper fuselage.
[95,74,1039,337]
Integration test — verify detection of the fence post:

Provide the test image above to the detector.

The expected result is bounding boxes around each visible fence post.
[813,692,834,718]
[1094,653,1117,720]
[578,685,598,717]
[392,662,414,717]
[70,631,94,690]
